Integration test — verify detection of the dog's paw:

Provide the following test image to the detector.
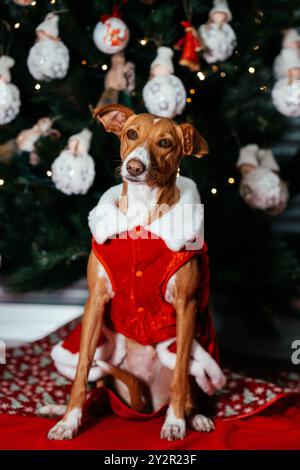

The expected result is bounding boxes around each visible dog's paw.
[38,404,66,418]
[190,414,215,433]
[47,407,82,441]
[160,406,186,441]
[48,421,77,440]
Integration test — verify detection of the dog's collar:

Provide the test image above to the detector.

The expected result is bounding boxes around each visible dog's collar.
[88,176,203,252]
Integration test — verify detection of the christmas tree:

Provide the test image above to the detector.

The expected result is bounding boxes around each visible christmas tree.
[0,0,300,323]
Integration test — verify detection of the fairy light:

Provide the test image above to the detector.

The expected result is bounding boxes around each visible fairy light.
[260,85,267,92]
[197,71,205,81]
[46,170,52,177]
[228,177,235,184]
[189,88,195,94]
[101,64,108,71]
[14,23,21,29]
[220,71,226,78]
[211,64,219,72]
[253,44,260,51]
[186,97,192,103]
[50,0,56,4]
[140,38,148,46]
[248,66,255,74]
[35,83,41,90]
[31,1,37,5]
[0,179,4,186]
[81,59,87,65]
[211,188,217,195]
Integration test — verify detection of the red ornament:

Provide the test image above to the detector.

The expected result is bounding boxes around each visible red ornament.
[175,21,202,72]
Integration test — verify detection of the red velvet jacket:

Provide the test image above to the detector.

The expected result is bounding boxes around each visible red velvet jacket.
[91,227,218,360]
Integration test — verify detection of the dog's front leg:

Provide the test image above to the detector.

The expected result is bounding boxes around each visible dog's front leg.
[160,260,199,441]
[48,252,111,440]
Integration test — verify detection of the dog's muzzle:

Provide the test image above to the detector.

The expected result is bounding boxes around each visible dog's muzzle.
[122,146,149,183]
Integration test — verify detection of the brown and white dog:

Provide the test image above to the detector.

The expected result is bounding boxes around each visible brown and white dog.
[40,104,226,441]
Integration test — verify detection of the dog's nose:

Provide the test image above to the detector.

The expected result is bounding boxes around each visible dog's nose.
[126,158,145,177]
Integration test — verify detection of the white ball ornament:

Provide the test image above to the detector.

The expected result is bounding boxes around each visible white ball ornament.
[51,129,95,195]
[272,78,300,117]
[27,13,69,81]
[143,47,186,118]
[93,17,129,54]
[199,0,236,63]
[0,56,21,125]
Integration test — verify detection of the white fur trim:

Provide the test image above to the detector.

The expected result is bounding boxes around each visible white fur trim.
[88,176,203,252]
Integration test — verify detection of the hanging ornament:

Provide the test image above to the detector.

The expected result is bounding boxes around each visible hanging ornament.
[237,144,289,215]
[27,13,69,81]
[175,21,202,72]
[51,129,95,195]
[198,0,236,64]
[16,116,57,165]
[272,49,300,117]
[12,0,32,5]
[0,55,21,125]
[93,13,129,55]
[143,46,186,118]
[96,52,135,107]
[274,29,300,80]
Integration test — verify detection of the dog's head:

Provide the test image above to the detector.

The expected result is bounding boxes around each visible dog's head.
[94,104,208,187]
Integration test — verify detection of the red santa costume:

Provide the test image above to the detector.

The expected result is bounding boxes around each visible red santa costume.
[51,176,223,399]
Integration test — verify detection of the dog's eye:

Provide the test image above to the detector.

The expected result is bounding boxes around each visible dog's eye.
[158,139,172,148]
[126,129,138,140]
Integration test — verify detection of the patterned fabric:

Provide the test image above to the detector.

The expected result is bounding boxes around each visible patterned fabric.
[1,319,299,420]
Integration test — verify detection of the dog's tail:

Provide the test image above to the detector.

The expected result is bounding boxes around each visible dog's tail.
[38,360,147,418]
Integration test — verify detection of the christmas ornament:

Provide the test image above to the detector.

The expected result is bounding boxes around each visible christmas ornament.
[0,55,21,125]
[96,52,135,107]
[16,117,53,152]
[175,21,202,72]
[237,144,289,215]
[12,0,32,5]
[274,29,300,79]
[198,0,236,63]
[143,46,186,118]
[27,13,69,81]
[51,129,95,195]
[272,50,300,117]
[93,16,129,54]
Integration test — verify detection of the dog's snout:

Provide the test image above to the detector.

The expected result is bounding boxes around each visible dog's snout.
[126,158,145,177]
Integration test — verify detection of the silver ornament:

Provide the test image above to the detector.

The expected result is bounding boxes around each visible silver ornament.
[0,81,21,125]
[27,38,69,81]
[272,78,300,117]
[51,149,95,195]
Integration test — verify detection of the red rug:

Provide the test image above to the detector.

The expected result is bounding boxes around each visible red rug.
[1,320,300,449]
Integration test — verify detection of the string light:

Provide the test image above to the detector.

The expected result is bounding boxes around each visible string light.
[50,0,56,4]
[211,64,219,72]
[253,44,260,51]
[35,83,41,90]
[140,38,148,46]
[31,1,37,5]
[228,177,235,184]
[211,188,217,195]
[14,23,21,29]
[46,170,52,177]
[186,97,192,103]
[260,85,267,92]
[189,88,195,94]
[0,179,4,186]
[197,71,205,81]
[220,71,226,78]
[81,59,87,65]
[101,64,108,71]
[248,66,255,74]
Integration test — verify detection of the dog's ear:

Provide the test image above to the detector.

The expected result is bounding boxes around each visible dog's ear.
[180,123,209,158]
[93,104,135,137]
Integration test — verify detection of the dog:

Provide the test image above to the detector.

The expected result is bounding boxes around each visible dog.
[41,104,226,441]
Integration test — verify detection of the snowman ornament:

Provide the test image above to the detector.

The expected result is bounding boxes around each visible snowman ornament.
[273,29,300,80]
[272,48,300,117]
[51,129,95,195]
[0,55,21,125]
[143,46,186,118]
[27,13,69,81]
[199,0,236,63]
